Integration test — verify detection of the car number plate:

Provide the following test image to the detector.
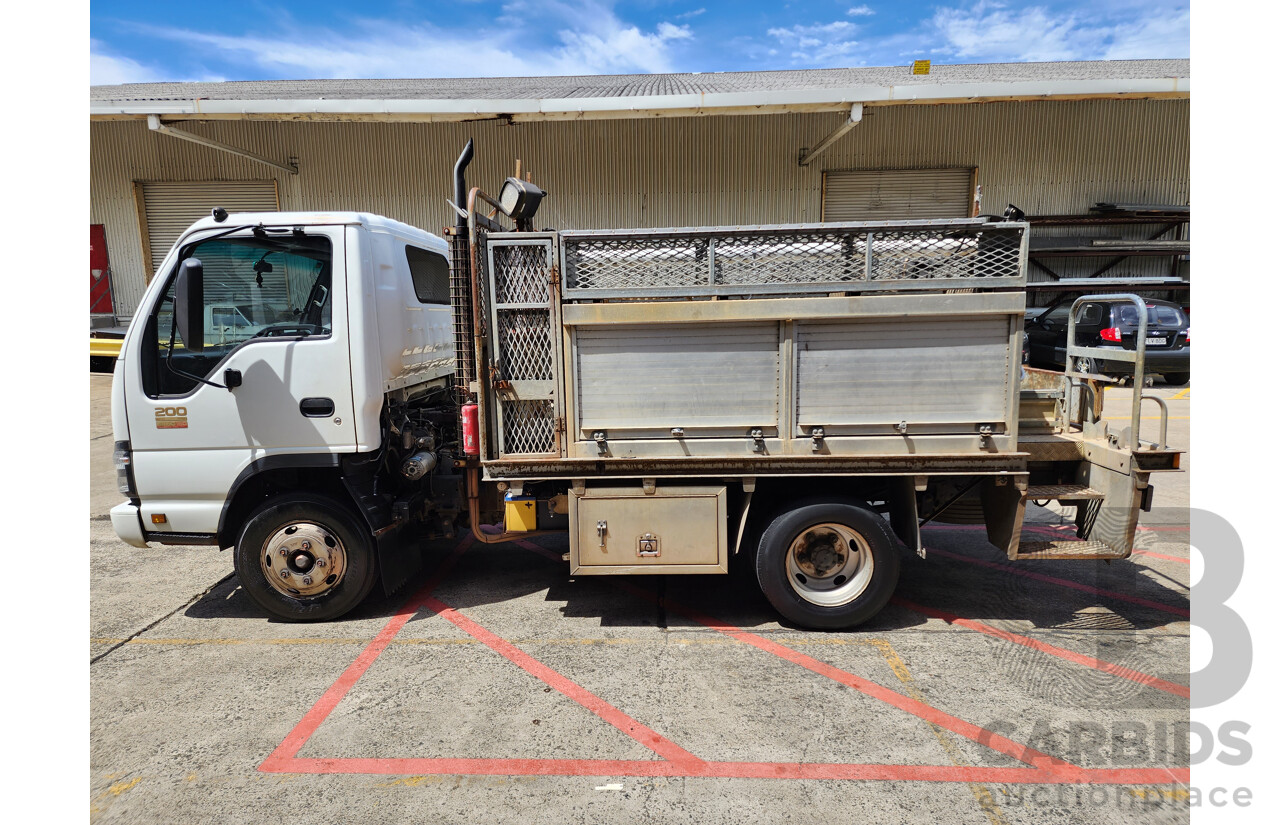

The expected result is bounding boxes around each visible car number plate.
[1145,337,1166,345]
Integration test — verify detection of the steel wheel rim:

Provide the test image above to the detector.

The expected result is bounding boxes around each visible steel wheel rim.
[785,523,874,607]
[260,521,347,600]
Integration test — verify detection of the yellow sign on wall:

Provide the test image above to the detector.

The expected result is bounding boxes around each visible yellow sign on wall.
[912,60,931,75]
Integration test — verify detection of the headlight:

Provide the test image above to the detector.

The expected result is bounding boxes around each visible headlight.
[114,440,136,497]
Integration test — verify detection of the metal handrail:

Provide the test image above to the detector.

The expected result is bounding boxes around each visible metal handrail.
[1140,394,1169,450]
[1065,293,1147,450]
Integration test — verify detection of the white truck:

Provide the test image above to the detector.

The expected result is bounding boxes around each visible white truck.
[109,142,1180,628]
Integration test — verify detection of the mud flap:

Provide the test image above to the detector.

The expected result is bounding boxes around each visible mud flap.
[885,477,923,557]
[981,475,1027,558]
[376,527,424,596]
[1074,462,1143,558]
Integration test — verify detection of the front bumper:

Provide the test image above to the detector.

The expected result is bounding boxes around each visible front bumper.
[110,501,149,548]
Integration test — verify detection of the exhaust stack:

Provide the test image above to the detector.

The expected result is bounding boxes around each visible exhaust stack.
[448,139,476,404]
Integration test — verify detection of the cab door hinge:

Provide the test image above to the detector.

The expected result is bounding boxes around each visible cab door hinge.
[548,265,561,287]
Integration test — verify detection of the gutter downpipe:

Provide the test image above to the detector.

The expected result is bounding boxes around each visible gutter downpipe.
[146,114,298,175]
[799,103,863,167]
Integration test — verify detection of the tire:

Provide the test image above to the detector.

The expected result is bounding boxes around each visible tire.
[1163,372,1190,386]
[234,493,378,622]
[754,501,900,630]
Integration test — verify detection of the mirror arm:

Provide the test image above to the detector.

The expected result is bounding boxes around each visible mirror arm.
[163,317,228,390]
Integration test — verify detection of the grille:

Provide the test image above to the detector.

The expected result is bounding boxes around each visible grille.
[500,399,556,454]
[562,221,1024,297]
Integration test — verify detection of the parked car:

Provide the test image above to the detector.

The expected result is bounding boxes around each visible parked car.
[1024,296,1189,385]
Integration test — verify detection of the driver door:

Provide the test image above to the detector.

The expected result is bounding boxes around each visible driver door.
[123,225,357,536]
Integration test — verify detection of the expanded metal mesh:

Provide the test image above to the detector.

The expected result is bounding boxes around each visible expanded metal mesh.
[496,309,554,380]
[500,399,556,454]
[869,229,1021,281]
[561,222,1024,295]
[448,229,475,403]
[494,244,551,304]
[562,235,713,290]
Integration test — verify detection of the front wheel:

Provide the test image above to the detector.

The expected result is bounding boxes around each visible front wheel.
[235,493,378,621]
[755,501,900,630]
[1163,372,1190,386]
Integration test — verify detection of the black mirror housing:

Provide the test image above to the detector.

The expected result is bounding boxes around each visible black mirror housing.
[174,258,204,353]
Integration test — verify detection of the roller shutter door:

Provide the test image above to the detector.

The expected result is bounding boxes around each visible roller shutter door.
[140,180,278,275]
[823,168,973,221]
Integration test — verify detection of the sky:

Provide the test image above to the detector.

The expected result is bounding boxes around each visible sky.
[89,0,1189,85]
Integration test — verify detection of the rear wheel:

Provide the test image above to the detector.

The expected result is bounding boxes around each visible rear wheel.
[1163,372,1190,386]
[755,501,900,630]
[235,493,378,622]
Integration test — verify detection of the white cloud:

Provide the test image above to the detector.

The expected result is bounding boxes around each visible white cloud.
[90,40,166,85]
[122,2,695,80]
[926,1,1188,62]
[929,2,1094,61]
[1103,8,1190,59]
[676,8,707,20]
[847,5,875,16]
[767,20,861,63]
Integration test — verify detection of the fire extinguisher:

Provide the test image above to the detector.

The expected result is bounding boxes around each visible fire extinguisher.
[461,403,479,456]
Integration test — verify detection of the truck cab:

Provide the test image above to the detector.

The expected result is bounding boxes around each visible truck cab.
[110,212,462,619]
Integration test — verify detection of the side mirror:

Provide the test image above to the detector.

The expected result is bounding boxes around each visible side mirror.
[174,258,205,353]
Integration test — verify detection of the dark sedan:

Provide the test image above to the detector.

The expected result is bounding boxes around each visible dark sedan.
[1024,297,1189,385]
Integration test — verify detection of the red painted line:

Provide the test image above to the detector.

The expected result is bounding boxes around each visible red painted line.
[260,536,474,771]
[263,755,1188,785]
[644,590,1075,772]
[522,541,1072,774]
[260,534,1188,785]
[420,594,703,766]
[1133,549,1190,564]
[924,546,1190,618]
[892,598,1190,699]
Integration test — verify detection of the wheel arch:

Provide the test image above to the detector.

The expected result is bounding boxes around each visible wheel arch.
[217,455,356,549]
[740,476,914,557]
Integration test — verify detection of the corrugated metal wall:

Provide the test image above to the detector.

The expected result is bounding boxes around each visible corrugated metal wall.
[90,98,1188,316]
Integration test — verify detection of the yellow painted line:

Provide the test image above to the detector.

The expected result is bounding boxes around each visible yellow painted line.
[1128,787,1191,800]
[869,641,1012,825]
[1169,387,1190,400]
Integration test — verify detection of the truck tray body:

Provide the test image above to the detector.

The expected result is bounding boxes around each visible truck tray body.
[472,219,1030,480]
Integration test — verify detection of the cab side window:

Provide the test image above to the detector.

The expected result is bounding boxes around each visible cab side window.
[406,245,449,305]
[140,233,334,398]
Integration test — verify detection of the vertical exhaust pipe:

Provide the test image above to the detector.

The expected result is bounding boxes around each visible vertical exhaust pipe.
[449,139,476,405]
[453,138,474,231]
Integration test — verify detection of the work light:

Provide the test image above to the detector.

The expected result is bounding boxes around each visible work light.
[498,177,547,222]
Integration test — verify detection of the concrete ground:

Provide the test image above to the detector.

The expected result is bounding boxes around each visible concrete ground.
[90,373,1191,824]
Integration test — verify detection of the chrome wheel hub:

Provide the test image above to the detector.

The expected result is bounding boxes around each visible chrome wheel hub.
[260,522,346,599]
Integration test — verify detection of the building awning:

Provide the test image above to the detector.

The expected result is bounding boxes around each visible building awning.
[90,59,1189,122]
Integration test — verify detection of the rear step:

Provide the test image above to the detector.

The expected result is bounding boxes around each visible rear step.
[1023,484,1105,502]
[1011,485,1126,560]
[1013,538,1128,560]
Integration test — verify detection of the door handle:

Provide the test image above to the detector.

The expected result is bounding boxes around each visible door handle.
[300,397,335,418]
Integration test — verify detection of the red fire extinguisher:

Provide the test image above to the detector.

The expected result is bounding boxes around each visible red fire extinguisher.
[461,404,479,456]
